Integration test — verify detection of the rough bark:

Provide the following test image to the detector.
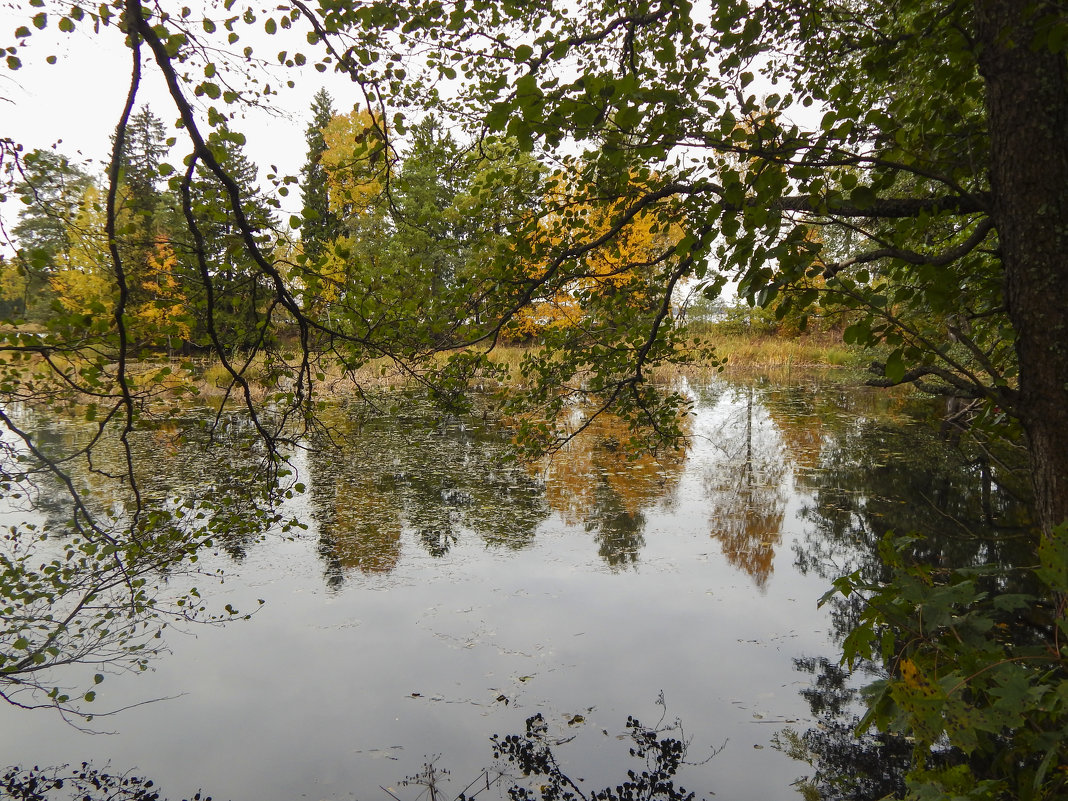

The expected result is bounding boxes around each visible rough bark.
[976,0,1068,534]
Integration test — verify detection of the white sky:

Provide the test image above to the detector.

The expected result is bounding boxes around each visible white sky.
[2,0,817,290]
[1,7,366,233]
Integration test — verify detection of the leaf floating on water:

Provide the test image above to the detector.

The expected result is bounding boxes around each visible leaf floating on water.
[518,675,534,682]
[567,714,585,726]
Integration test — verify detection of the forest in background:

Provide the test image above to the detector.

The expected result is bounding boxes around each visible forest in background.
[1,96,850,356]
[1,1,1067,799]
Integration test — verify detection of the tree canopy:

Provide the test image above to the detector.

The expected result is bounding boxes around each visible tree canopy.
[5,0,1059,523]
[1,0,1067,796]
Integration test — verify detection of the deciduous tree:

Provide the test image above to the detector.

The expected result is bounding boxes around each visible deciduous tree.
[9,149,93,318]
[2,2,1067,769]
[48,184,113,319]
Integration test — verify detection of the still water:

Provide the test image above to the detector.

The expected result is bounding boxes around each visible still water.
[0,372,1024,800]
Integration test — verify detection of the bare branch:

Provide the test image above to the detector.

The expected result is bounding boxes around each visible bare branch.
[104,0,146,523]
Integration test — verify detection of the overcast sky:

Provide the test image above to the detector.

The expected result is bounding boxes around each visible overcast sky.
[1,7,368,234]
[2,2,813,265]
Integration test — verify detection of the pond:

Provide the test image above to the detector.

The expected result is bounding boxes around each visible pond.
[0,371,1030,800]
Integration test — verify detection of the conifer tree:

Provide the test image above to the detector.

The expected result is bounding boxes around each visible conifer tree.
[299,89,341,264]
[115,106,173,321]
[185,126,278,350]
[120,107,170,223]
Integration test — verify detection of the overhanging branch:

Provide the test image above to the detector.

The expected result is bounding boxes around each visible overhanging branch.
[774,192,989,218]
[821,216,995,278]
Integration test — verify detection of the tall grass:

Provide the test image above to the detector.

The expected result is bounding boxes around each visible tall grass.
[704,334,863,369]
[36,333,864,407]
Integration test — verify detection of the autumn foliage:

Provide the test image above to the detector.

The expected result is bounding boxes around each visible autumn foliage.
[509,167,683,339]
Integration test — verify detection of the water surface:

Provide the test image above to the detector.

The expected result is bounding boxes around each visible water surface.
[0,372,1026,800]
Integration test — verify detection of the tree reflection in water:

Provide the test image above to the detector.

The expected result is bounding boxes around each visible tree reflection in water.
[308,398,693,579]
[702,381,788,589]
[0,402,287,715]
[307,399,549,586]
[3,373,1045,798]
[538,410,688,569]
[768,377,1034,800]
[779,656,917,801]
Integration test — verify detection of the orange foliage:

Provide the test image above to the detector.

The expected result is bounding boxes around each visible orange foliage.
[537,410,689,526]
[509,168,683,337]
[704,388,788,588]
[708,483,785,590]
[132,238,191,348]
[320,106,391,218]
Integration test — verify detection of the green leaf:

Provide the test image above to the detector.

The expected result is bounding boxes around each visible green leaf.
[32,12,47,28]
[884,349,906,383]
[892,658,947,746]
[1046,20,1068,53]
[485,102,511,131]
[1036,522,1068,593]
[848,185,876,209]
[991,593,1033,612]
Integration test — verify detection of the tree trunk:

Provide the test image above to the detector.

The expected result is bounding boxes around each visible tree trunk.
[975,0,1068,535]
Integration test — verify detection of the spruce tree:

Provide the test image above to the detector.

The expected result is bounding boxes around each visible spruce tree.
[185,127,278,350]
[299,89,341,263]
[120,107,170,222]
[115,106,172,319]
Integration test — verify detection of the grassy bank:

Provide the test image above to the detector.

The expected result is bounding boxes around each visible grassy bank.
[4,333,869,410]
[189,334,869,397]
[703,333,864,369]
